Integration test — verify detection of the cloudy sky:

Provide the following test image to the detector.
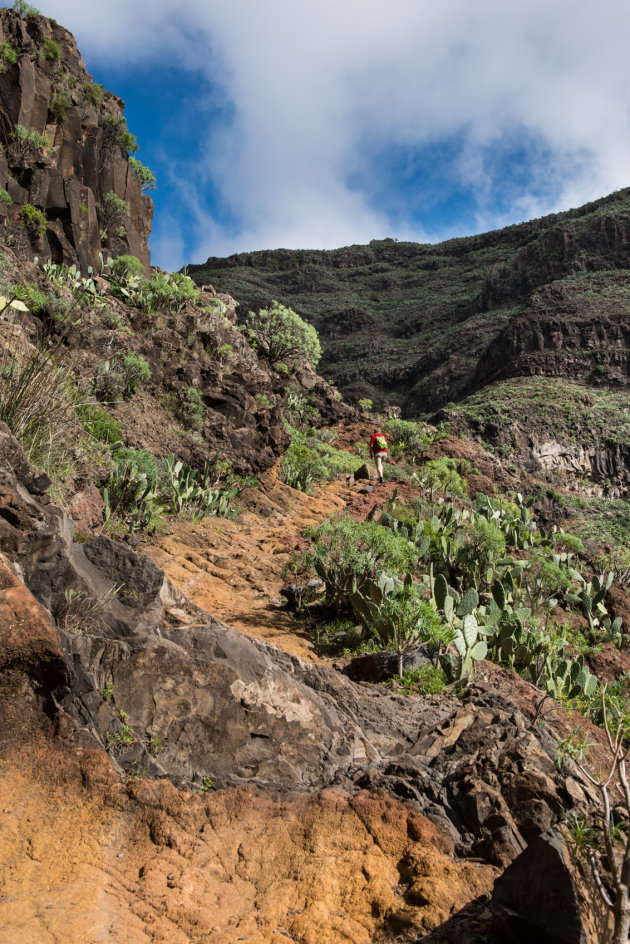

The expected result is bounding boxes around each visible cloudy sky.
[42,0,630,270]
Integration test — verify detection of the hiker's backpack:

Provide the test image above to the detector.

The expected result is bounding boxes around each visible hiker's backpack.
[374,434,387,451]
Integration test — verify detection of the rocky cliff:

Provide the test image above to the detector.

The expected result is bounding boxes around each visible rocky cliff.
[0,7,152,271]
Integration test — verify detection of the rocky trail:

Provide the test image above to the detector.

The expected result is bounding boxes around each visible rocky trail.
[142,446,408,664]
[143,467,353,663]
[0,419,618,944]
[0,436,507,944]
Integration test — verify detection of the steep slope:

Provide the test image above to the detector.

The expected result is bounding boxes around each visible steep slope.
[0,7,152,270]
[0,418,616,944]
[0,12,629,944]
[189,190,630,415]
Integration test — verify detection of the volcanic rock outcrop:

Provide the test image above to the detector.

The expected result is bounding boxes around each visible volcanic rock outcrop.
[0,7,152,270]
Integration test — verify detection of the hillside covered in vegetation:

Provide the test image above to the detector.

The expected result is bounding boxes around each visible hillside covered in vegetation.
[191,190,630,415]
[1,7,630,944]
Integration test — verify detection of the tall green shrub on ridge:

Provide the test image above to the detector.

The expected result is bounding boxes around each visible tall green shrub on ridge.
[243,300,321,371]
[129,157,156,192]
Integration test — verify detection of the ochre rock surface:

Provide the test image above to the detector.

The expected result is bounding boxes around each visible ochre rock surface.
[144,467,352,662]
[0,561,497,944]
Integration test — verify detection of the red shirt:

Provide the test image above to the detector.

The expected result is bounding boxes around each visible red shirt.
[370,433,388,454]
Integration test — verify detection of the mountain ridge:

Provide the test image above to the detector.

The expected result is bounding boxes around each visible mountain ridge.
[189,187,630,415]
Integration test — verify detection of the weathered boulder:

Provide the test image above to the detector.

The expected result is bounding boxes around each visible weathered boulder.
[492,828,613,944]
[354,462,379,481]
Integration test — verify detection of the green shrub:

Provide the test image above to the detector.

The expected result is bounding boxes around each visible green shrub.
[129,157,156,192]
[280,443,327,493]
[552,531,585,554]
[119,270,201,315]
[77,404,123,445]
[521,553,574,613]
[413,457,468,504]
[119,127,138,155]
[84,81,105,107]
[42,37,60,61]
[10,125,50,165]
[175,386,204,432]
[0,342,84,477]
[383,418,430,460]
[92,360,124,402]
[253,393,272,410]
[457,516,506,586]
[358,397,373,412]
[103,115,139,155]
[12,1,40,16]
[19,203,46,235]
[243,300,321,371]
[595,546,630,588]
[389,663,448,695]
[50,88,70,121]
[0,42,18,71]
[21,285,50,314]
[0,189,12,207]
[369,586,447,675]
[120,352,151,397]
[109,254,144,282]
[299,515,418,613]
[280,428,361,492]
[97,190,129,236]
[285,389,319,428]
[92,353,149,402]
[103,309,126,331]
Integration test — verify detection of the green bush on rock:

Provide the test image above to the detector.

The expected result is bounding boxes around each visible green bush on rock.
[243,301,321,371]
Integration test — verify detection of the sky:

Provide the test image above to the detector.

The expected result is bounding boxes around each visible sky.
[40,0,630,271]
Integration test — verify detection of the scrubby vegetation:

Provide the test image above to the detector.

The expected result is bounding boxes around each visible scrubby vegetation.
[0,248,275,530]
[280,427,362,492]
[285,446,624,716]
[445,377,630,454]
[242,300,321,371]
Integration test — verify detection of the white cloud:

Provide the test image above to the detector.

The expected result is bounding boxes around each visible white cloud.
[44,0,630,267]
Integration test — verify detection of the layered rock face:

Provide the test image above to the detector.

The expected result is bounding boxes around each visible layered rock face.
[0,8,152,270]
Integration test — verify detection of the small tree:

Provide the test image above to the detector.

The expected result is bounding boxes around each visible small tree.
[129,157,156,192]
[12,1,40,15]
[243,300,321,371]
[9,124,50,165]
[98,190,129,237]
[19,202,46,236]
[0,42,18,73]
[371,582,446,677]
[567,689,630,944]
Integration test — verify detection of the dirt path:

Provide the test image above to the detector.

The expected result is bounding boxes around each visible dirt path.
[144,467,359,661]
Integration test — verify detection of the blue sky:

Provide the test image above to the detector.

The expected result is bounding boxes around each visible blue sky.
[41,0,630,271]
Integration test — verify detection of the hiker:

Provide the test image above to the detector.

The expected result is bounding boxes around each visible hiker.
[369,429,388,483]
